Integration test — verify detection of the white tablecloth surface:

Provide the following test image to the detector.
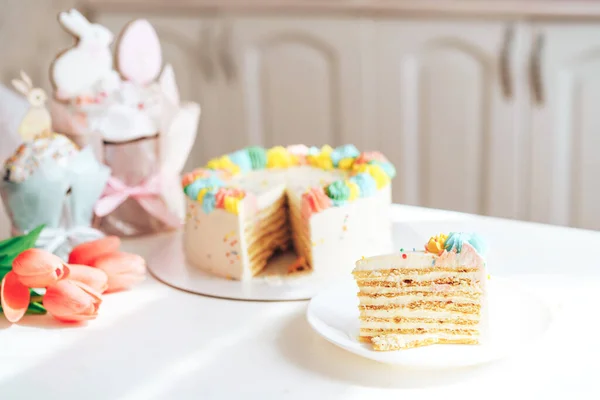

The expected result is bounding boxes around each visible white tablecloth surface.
[0,205,599,400]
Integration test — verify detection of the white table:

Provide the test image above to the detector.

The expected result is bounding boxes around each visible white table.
[1,205,599,400]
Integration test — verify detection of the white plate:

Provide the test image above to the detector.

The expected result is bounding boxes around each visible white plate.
[147,231,336,301]
[307,277,553,367]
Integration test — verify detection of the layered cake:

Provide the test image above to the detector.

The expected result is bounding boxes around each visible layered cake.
[353,232,487,351]
[181,145,396,280]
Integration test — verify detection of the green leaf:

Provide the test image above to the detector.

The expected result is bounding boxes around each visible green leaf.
[0,224,45,269]
[0,302,47,315]
[26,302,46,315]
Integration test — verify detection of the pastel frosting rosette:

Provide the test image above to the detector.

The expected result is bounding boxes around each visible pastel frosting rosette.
[0,133,111,259]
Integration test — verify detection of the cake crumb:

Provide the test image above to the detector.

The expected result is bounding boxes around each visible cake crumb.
[372,334,439,351]
[287,256,308,274]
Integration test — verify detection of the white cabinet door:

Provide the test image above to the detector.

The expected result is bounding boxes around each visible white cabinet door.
[530,24,600,230]
[375,20,529,218]
[95,14,222,170]
[225,16,370,149]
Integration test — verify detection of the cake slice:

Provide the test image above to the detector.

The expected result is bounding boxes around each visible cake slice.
[353,232,487,351]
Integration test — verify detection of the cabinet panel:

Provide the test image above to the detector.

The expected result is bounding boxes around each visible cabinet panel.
[530,25,600,229]
[228,17,368,150]
[375,21,528,217]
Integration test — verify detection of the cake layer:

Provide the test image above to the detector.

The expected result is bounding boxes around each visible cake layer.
[244,196,288,228]
[248,230,291,263]
[358,293,481,305]
[357,286,482,298]
[358,300,480,313]
[246,214,290,252]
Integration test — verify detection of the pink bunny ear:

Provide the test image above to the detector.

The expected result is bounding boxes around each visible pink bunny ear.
[117,19,162,85]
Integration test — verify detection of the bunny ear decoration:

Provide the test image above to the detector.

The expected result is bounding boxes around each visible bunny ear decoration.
[11,79,30,96]
[159,64,180,107]
[117,19,162,85]
[20,71,33,89]
[58,9,91,38]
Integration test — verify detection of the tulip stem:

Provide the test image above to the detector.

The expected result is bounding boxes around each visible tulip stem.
[30,295,43,303]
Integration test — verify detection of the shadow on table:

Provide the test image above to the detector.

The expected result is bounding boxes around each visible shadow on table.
[277,312,495,389]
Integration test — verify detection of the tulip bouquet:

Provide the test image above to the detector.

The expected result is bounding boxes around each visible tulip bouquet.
[1,232,146,323]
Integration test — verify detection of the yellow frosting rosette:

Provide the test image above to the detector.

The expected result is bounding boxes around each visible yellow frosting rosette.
[307,145,334,170]
[346,180,360,200]
[337,157,355,170]
[206,155,241,175]
[353,163,390,189]
[425,233,448,255]
[266,146,296,168]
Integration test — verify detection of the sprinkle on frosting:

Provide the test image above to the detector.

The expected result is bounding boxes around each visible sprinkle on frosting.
[3,133,78,182]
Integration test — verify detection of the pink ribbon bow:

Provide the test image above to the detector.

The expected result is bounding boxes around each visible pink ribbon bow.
[94,175,181,228]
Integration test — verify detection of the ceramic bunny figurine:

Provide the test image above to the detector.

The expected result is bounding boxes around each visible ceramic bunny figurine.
[11,71,52,140]
[51,9,120,101]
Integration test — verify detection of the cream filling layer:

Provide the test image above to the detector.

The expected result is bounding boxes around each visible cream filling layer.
[358,295,481,305]
[359,309,480,320]
[357,284,482,294]
[360,321,480,331]
[357,287,482,297]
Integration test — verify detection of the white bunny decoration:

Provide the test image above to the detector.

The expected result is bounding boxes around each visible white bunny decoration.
[51,9,120,101]
[11,71,52,140]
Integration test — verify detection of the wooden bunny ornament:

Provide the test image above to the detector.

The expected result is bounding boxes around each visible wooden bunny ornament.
[11,71,52,140]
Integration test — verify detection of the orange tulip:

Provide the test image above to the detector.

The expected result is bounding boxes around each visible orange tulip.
[92,252,146,292]
[68,236,121,266]
[43,280,102,322]
[1,271,30,323]
[12,248,69,288]
[67,264,109,293]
